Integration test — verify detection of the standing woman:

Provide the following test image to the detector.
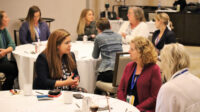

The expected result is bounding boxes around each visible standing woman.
[76,9,97,41]
[19,5,50,44]
[0,11,18,90]
[33,29,79,90]
[118,37,162,112]
[152,13,176,53]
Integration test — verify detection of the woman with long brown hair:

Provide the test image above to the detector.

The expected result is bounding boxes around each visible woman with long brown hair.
[77,8,97,41]
[33,29,79,90]
[19,5,50,44]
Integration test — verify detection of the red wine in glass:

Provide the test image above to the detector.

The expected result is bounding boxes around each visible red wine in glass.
[90,105,99,112]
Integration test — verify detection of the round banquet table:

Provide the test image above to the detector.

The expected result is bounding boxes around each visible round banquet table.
[0,90,140,112]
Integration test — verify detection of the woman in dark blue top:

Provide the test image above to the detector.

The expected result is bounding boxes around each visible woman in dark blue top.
[33,29,79,90]
[0,10,18,90]
[19,5,50,44]
[152,13,176,53]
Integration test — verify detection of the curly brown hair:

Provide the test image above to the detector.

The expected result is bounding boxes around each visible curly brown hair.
[131,37,158,67]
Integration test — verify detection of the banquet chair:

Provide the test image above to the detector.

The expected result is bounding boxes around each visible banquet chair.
[14,30,20,46]
[33,62,37,82]
[96,52,132,95]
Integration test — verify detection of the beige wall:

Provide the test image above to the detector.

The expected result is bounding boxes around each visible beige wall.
[0,0,86,41]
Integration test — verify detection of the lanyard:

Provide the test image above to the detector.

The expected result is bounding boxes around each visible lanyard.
[155,36,160,45]
[173,69,188,79]
[34,26,40,38]
[131,65,139,90]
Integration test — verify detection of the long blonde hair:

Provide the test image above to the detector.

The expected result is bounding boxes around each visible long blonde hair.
[155,13,174,29]
[44,29,76,79]
[160,43,190,81]
[25,6,42,41]
[131,37,158,67]
[76,9,94,35]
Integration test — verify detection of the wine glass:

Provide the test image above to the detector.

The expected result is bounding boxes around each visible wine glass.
[89,97,99,112]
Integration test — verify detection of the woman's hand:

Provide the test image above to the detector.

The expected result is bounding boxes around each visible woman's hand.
[71,77,79,88]
[121,33,126,38]
[0,49,7,59]
[65,74,78,86]
[91,34,96,38]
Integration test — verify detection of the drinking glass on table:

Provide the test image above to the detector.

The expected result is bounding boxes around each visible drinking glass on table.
[89,98,99,112]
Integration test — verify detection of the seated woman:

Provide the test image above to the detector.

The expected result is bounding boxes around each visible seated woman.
[19,5,50,44]
[117,37,162,112]
[92,18,122,83]
[0,10,18,90]
[152,13,176,53]
[76,9,97,41]
[118,7,149,44]
[33,29,79,90]
[156,43,200,112]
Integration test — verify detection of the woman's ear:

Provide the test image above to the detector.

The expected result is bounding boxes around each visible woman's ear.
[97,28,101,33]
[57,45,60,51]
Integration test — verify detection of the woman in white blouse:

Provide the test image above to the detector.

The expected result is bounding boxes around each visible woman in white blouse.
[118,7,149,44]
[156,43,200,112]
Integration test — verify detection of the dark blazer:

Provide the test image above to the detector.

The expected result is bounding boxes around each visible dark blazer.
[77,21,97,41]
[117,62,162,112]
[19,21,50,44]
[152,27,176,51]
[33,52,79,90]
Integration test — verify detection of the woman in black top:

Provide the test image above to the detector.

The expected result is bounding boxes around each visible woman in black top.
[152,13,176,53]
[76,9,97,41]
[33,29,79,90]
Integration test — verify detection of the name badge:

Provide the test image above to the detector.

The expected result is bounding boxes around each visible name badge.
[126,95,135,105]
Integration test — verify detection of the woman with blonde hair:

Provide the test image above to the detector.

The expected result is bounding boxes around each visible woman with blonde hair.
[33,29,79,90]
[19,5,50,44]
[156,43,200,112]
[152,13,176,53]
[77,8,97,41]
[118,37,162,112]
[118,7,149,44]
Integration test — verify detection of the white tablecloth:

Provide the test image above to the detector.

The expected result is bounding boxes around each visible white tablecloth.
[0,90,139,112]
[13,41,129,93]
